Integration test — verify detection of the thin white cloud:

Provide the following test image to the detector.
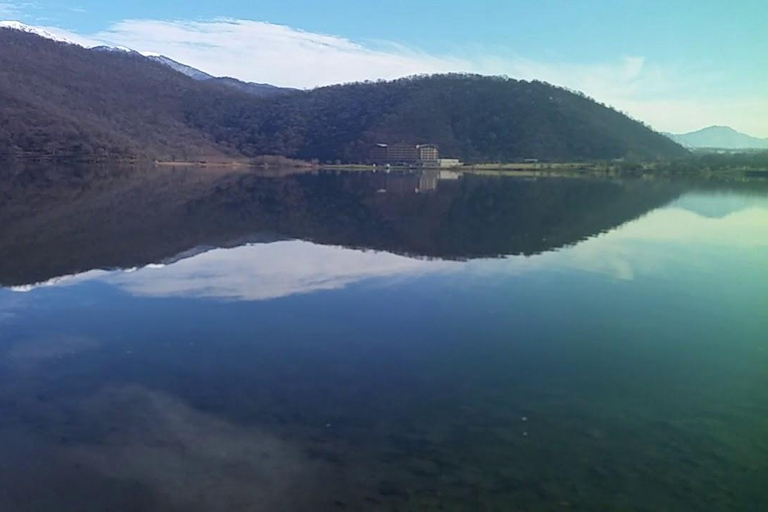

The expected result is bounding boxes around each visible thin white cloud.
[3,16,765,135]
[81,18,765,137]
[0,1,42,19]
[92,18,665,96]
[0,2,20,17]
[92,18,467,88]
[616,97,768,139]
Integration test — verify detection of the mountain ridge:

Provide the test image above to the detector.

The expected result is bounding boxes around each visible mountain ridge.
[0,27,688,162]
[0,21,294,97]
[667,126,768,150]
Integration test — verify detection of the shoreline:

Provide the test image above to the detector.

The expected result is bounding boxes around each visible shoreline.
[3,155,765,181]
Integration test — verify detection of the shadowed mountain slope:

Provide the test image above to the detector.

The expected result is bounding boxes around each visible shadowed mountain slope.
[1,29,686,163]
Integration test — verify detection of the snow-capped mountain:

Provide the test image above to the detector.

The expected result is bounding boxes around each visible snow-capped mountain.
[0,20,79,45]
[91,45,139,55]
[1,20,212,77]
[143,54,213,80]
[1,20,292,97]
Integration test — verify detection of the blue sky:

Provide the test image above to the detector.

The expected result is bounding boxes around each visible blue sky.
[2,0,767,136]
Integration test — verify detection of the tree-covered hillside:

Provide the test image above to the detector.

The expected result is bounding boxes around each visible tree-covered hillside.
[0,28,687,162]
[190,75,688,162]
[0,29,223,159]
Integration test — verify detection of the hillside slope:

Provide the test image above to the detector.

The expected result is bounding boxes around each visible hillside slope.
[0,28,241,159]
[0,28,687,162]
[187,74,689,162]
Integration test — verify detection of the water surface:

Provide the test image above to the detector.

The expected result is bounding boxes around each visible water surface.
[1,165,766,511]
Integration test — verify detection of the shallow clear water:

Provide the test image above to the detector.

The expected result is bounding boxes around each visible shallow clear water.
[1,166,767,511]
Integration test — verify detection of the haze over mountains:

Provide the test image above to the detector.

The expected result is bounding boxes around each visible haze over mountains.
[0,23,687,162]
[666,126,768,150]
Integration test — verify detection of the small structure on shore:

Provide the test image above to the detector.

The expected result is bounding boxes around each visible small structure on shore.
[369,142,461,168]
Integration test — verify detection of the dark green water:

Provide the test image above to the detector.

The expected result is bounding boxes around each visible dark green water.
[0,165,766,511]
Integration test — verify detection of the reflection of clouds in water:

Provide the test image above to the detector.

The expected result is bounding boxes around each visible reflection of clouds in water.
[0,309,16,326]
[7,203,768,298]
[6,334,101,368]
[561,207,768,280]
[9,270,108,293]
[464,248,638,282]
[0,386,334,511]
[69,386,328,511]
[4,241,456,301]
[672,191,768,219]
[0,293,28,326]
[467,206,768,282]
[104,241,455,301]
[614,207,768,248]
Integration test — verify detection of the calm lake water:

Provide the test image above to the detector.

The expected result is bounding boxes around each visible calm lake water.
[0,165,766,511]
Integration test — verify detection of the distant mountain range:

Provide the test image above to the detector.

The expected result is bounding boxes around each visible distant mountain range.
[0,22,688,162]
[666,126,768,150]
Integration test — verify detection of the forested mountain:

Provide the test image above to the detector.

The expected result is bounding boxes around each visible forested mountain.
[144,54,214,80]
[0,28,238,159]
[206,76,295,97]
[144,54,294,97]
[190,75,688,162]
[0,28,687,162]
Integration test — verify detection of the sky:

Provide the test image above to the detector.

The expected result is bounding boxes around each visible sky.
[2,0,767,137]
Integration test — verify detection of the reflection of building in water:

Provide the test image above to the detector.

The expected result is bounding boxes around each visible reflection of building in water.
[439,170,461,180]
[373,169,458,196]
[418,170,439,193]
[383,173,420,195]
[438,158,462,168]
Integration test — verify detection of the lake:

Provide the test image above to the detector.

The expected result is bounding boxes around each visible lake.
[0,164,766,511]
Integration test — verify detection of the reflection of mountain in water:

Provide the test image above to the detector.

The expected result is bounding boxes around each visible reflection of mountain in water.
[0,164,682,287]
[671,191,768,219]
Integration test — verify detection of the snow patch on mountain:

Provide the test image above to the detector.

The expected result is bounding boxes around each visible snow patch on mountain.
[2,21,291,95]
[145,55,213,80]
[0,20,79,45]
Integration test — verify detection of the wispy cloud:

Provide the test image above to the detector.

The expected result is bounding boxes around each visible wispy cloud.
[2,16,766,136]
[92,18,666,95]
[84,18,765,136]
[93,19,467,88]
[0,2,21,17]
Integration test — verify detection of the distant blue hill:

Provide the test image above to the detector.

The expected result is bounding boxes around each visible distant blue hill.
[666,126,768,150]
